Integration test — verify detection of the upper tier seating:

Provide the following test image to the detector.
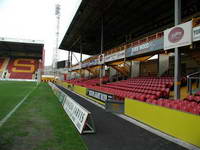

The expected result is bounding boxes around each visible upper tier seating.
[0,58,7,73]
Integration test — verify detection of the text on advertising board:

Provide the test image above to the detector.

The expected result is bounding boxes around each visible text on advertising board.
[193,26,200,42]
[48,82,95,134]
[126,38,164,57]
[87,89,113,102]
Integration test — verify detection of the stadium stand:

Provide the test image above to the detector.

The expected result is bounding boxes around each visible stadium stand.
[64,76,200,116]
[0,38,44,81]
[0,57,39,80]
[7,58,39,79]
[65,76,173,100]
[54,0,200,148]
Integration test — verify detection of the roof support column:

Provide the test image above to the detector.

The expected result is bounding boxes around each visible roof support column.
[70,50,73,79]
[174,0,181,99]
[100,16,104,86]
[67,50,70,80]
[80,39,83,78]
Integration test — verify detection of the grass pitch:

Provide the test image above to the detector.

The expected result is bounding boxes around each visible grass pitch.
[0,81,36,120]
[0,82,87,150]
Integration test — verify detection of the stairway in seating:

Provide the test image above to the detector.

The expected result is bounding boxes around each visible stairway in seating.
[86,68,99,77]
[0,58,10,78]
[169,83,197,99]
[111,64,129,77]
[0,58,9,72]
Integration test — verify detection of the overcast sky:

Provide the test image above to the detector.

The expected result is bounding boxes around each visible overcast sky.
[0,0,90,66]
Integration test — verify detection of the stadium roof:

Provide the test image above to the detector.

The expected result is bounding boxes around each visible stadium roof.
[0,37,44,53]
[60,0,199,55]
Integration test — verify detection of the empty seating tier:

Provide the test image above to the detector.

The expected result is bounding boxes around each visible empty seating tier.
[66,76,174,101]
[146,99,200,115]
[0,58,39,80]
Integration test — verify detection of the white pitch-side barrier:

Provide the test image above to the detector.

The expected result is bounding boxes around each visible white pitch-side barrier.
[48,82,95,134]
[0,78,37,82]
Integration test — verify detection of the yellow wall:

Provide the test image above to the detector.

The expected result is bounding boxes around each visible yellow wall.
[42,77,55,82]
[125,98,200,147]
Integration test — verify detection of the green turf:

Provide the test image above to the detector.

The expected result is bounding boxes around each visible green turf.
[0,82,87,150]
[0,81,36,120]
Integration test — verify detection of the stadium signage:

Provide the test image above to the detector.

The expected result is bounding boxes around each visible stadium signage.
[89,59,99,66]
[164,21,192,50]
[81,59,99,68]
[193,26,200,42]
[126,38,164,57]
[48,82,95,134]
[168,27,184,43]
[105,50,125,63]
[63,95,88,133]
[87,89,113,102]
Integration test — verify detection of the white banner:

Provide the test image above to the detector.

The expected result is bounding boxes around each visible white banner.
[0,78,36,82]
[193,26,200,42]
[105,50,125,63]
[48,82,91,134]
[63,95,88,133]
[164,21,192,50]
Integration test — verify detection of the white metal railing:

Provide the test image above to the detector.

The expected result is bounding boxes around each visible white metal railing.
[187,71,200,95]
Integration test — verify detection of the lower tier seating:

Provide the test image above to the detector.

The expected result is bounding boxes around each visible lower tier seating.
[146,99,200,115]
[66,76,174,101]
[0,57,39,80]
[66,76,200,115]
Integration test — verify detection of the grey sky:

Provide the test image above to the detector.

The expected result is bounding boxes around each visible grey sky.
[0,0,90,66]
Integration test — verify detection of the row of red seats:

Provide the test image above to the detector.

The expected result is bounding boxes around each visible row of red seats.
[146,99,200,115]
[107,83,170,95]
[185,95,200,103]
[113,79,173,88]
[9,73,33,79]
[112,82,169,88]
[102,84,165,97]
[67,77,109,87]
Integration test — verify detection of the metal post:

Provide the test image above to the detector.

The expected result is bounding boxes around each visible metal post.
[174,0,181,99]
[100,16,104,86]
[37,68,41,85]
[80,39,83,78]
[70,50,73,79]
[189,78,192,95]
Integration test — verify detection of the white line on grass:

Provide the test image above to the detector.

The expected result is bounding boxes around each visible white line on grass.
[60,85,200,150]
[0,85,38,128]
